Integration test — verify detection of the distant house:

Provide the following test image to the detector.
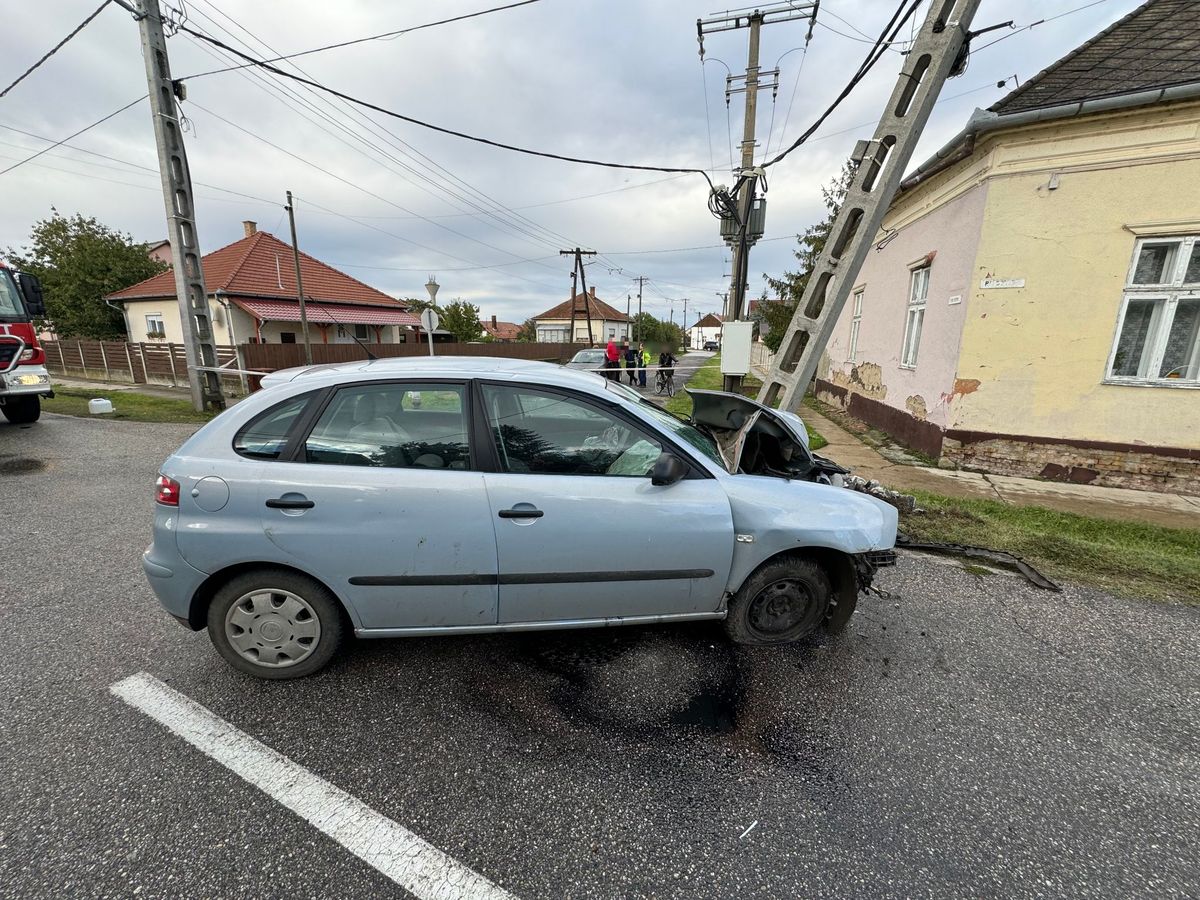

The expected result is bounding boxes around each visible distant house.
[815,0,1200,494]
[688,313,723,349]
[144,239,173,267]
[108,221,420,346]
[532,287,630,344]
[481,314,521,342]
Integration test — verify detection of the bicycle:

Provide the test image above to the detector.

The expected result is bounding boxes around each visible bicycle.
[654,367,675,397]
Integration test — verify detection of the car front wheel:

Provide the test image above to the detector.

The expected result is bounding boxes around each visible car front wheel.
[724,556,832,645]
[207,569,344,679]
[1,396,40,424]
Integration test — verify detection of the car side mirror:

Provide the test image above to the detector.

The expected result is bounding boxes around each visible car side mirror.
[16,272,46,318]
[651,452,688,486]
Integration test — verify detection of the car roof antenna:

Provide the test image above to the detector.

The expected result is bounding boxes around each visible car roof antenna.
[313,300,378,361]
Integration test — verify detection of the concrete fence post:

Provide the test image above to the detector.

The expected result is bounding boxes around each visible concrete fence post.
[77,341,87,378]
[58,341,66,372]
[167,343,178,387]
[99,341,110,381]
[137,343,149,384]
[124,343,135,383]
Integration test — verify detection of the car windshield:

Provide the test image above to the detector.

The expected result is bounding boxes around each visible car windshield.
[0,271,24,318]
[572,350,605,363]
[606,381,725,469]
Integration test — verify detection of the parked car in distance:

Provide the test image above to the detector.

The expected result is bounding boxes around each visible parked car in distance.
[144,357,897,679]
[564,348,607,370]
[703,340,720,351]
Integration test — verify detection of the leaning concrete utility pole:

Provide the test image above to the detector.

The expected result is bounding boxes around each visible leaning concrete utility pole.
[134,0,224,411]
[699,1,817,391]
[284,191,314,364]
[561,248,597,345]
[759,0,982,413]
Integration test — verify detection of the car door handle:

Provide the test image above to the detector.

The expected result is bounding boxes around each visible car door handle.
[266,498,315,510]
[498,507,543,519]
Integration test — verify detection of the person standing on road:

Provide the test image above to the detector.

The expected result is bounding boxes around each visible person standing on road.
[604,337,620,380]
[623,341,639,385]
[638,342,649,387]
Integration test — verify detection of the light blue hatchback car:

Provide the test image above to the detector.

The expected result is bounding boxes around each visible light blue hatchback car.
[145,357,897,679]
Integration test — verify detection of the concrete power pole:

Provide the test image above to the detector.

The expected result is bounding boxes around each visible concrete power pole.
[134,0,224,411]
[699,1,816,391]
[635,276,645,342]
[560,248,597,345]
[284,191,313,364]
[759,0,983,412]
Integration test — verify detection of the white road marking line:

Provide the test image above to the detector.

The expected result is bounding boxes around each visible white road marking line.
[111,672,517,900]
[738,820,758,839]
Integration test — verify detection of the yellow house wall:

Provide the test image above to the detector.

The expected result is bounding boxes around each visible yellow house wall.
[948,101,1200,451]
[120,298,237,345]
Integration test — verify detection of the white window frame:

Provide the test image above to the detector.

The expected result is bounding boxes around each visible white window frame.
[1104,235,1200,387]
[145,313,165,340]
[847,288,864,362]
[900,266,929,369]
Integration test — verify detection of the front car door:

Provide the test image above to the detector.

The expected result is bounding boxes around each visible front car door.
[254,380,499,631]
[478,382,735,624]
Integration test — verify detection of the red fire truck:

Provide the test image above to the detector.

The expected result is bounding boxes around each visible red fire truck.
[0,261,52,424]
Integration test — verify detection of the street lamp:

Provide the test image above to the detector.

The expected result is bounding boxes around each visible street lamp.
[422,275,440,356]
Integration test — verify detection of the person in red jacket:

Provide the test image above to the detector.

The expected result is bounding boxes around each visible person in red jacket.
[604,337,620,380]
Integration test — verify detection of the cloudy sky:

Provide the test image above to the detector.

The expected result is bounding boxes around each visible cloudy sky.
[2,0,1141,327]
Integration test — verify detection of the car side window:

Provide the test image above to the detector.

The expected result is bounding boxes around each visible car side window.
[233,393,313,460]
[303,383,470,469]
[482,384,662,477]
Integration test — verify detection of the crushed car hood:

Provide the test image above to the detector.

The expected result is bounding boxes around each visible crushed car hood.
[687,389,845,482]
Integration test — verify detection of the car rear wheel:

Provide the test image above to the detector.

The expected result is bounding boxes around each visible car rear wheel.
[207,569,344,679]
[1,396,40,424]
[724,556,831,645]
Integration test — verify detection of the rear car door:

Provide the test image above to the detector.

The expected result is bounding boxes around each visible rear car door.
[479,383,734,624]
[254,380,498,631]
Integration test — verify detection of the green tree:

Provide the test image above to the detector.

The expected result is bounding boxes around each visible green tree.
[440,298,484,342]
[5,210,168,339]
[404,296,438,314]
[515,318,537,342]
[760,163,854,352]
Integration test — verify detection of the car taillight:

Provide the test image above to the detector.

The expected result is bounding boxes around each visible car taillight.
[155,474,180,506]
[19,348,33,362]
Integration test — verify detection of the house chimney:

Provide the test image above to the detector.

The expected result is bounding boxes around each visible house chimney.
[243,220,257,238]
[491,315,497,328]
[589,286,596,298]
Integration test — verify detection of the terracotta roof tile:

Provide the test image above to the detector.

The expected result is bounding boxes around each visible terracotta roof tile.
[532,290,630,322]
[990,0,1200,115]
[107,231,405,308]
[482,319,522,340]
[691,313,724,329]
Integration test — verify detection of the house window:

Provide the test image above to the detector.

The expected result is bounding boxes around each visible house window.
[145,314,165,340]
[900,266,928,368]
[538,327,566,343]
[1108,236,1200,383]
[353,323,369,341]
[848,289,864,362]
[280,332,297,344]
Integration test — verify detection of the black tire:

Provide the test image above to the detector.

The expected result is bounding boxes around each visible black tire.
[654,374,666,395]
[724,556,832,645]
[1,396,40,424]
[207,569,344,680]
[665,376,676,398]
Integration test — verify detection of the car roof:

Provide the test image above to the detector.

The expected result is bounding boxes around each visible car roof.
[259,355,612,395]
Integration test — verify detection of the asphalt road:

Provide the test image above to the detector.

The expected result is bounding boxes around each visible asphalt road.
[1,411,1197,899]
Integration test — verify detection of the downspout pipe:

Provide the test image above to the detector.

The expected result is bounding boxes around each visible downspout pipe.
[900,81,1200,192]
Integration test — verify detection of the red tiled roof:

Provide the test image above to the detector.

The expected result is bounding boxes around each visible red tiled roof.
[107,231,405,308]
[482,319,521,340]
[532,290,630,322]
[691,313,724,329]
[233,298,420,326]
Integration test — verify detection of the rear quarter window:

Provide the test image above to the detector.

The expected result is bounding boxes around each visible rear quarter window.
[233,393,313,459]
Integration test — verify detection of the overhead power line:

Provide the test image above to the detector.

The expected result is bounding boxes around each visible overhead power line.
[183,0,544,80]
[0,0,112,98]
[0,96,145,177]
[178,24,717,186]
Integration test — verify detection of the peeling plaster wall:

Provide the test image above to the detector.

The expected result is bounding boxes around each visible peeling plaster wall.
[820,181,985,433]
[950,102,1200,452]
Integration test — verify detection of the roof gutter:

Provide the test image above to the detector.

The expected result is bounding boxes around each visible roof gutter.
[900,80,1200,192]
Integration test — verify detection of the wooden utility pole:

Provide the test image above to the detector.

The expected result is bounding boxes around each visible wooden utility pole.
[134,0,224,411]
[560,248,597,345]
[284,191,313,364]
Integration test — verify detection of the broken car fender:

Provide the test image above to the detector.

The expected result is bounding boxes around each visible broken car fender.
[720,474,899,593]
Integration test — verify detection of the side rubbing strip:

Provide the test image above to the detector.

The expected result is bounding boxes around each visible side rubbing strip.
[349,569,714,587]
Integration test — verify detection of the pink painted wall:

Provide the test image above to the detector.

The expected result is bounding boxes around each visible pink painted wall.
[821,181,988,429]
